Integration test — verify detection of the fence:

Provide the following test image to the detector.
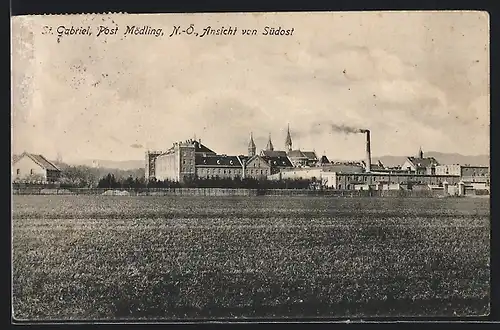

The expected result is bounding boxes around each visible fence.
[12,187,260,197]
[11,186,473,198]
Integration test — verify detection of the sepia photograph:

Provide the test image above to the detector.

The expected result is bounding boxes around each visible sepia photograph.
[11,11,490,321]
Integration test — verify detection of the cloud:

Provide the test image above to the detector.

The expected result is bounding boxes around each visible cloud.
[11,13,489,162]
[130,143,144,149]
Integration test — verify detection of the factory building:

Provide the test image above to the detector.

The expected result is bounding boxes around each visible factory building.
[323,172,461,190]
[267,165,461,190]
[435,164,490,191]
[436,164,489,181]
[268,167,323,181]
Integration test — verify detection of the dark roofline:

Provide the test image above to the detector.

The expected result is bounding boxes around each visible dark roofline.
[16,152,61,171]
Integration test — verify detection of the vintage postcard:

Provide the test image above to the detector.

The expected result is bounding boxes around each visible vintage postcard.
[11,11,490,321]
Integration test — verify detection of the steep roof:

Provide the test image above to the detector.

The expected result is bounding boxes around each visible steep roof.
[260,150,288,157]
[195,155,242,167]
[262,156,293,168]
[193,141,215,154]
[319,155,330,165]
[246,155,271,167]
[302,151,318,160]
[407,157,440,168]
[370,163,385,171]
[239,155,250,162]
[287,150,306,158]
[14,152,61,171]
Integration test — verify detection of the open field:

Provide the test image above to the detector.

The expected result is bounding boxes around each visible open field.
[12,195,490,320]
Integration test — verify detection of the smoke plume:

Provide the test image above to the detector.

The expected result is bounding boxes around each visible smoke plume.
[312,121,368,134]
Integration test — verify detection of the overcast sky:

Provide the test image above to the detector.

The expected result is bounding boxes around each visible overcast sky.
[12,12,489,163]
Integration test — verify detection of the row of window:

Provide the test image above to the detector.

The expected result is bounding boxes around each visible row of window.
[197,168,268,176]
[16,169,35,175]
[248,169,267,175]
[198,168,241,175]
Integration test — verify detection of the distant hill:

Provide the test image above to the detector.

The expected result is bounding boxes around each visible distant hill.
[373,152,489,167]
[51,160,145,182]
[71,159,144,170]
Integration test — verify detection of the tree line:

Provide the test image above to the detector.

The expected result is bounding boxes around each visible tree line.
[96,174,319,190]
[14,163,319,190]
[57,164,145,188]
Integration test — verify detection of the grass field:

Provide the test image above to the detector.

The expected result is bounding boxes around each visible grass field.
[12,195,490,320]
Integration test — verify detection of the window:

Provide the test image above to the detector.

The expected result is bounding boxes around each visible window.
[16,169,20,175]
[30,169,33,175]
[260,170,263,175]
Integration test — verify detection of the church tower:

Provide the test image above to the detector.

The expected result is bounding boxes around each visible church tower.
[266,133,274,151]
[248,132,256,157]
[417,146,424,159]
[285,124,292,152]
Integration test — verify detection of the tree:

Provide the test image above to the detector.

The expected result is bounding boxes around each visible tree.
[98,173,118,188]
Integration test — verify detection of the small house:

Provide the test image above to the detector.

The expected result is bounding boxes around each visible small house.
[12,152,61,183]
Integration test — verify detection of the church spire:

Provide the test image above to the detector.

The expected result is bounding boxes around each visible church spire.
[285,124,292,152]
[266,133,274,151]
[418,146,423,159]
[248,132,256,157]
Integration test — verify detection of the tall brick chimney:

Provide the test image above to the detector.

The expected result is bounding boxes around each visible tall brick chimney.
[365,130,371,173]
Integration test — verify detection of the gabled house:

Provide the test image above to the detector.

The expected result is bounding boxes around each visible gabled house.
[401,148,439,175]
[12,152,62,182]
[243,154,271,180]
[261,155,294,174]
[287,150,319,167]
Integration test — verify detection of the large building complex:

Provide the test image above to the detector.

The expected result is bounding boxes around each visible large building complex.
[145,125,489,192]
